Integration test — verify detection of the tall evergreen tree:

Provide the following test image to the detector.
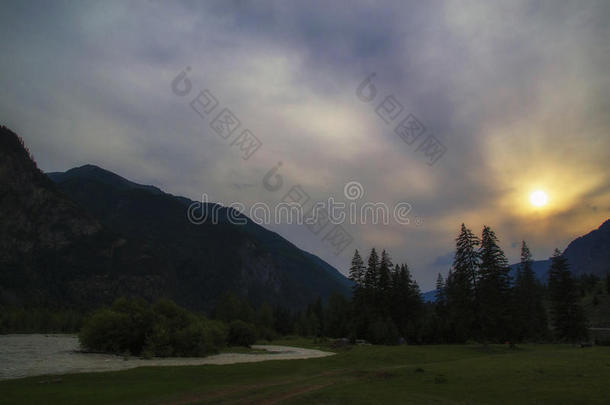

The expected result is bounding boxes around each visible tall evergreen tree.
[351,248,380,339]
[445,224,479,342]
[348,249,366,290]
[378,251,392,291]
[513,241,548,341]
[432,272,449,342]
[548,249,588,342]
[388,263,422,342]
[435,273,446,306]
[364,248,379,297]
[377,250,393,315]
[478,226,511,342]
[364,248,380,292]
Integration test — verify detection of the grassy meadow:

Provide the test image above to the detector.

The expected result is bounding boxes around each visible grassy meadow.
[1,339,609,404]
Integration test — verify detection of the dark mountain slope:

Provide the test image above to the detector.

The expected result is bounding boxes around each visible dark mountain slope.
[0,126,351,311]
[48,164,351,309]
[0,126,170,308]
[563,219,610,277]
[508,259,552,283]
[509,220,610,281]
[47,164,164,196]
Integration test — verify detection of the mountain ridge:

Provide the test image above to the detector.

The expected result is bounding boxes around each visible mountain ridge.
[0,126,351,311]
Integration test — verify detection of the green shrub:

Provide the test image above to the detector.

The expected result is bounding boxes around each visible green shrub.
[79,309,133,354]
[207,319,229,348]
[227,320,257,347]
[173,321,211,356]
[79,297,229,357]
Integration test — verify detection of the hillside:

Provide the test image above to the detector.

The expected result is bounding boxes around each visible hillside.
[0,127,169,308]
[563,220,610,277]
[0,126,351,311]
[518,220,610,281]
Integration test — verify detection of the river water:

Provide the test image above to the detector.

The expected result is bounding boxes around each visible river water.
[0,334,333,380]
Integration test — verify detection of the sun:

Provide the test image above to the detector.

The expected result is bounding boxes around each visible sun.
[530,190,549,207]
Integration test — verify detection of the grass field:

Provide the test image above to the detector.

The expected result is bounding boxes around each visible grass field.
[1,339,609,404]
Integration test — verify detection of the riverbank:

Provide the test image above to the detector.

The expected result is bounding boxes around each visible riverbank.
[0,334,333,380]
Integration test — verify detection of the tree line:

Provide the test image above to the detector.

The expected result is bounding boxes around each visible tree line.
[210,223,590,345]
[344,224,588,344]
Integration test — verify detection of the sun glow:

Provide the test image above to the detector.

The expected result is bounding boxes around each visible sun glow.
[530,190,549,207]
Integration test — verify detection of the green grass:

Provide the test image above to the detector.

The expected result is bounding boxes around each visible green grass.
[1,342,609,404]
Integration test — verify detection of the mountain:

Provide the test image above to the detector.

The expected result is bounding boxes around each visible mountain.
[0,126,351,311]
[563,220,610,277]
[508,259,552,283]
[47,165,164,196]
[422,290,436,303]
[0,127,161,308]
[512,220,610,281]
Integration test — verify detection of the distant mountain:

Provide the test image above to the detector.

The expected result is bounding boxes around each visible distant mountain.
[0,126,351,311]
[422,290,436,303]
[513,219,610,281]
[508,259,552,283]
[47,165,164,196]
[422,219,610,301]
[563,220,610,277]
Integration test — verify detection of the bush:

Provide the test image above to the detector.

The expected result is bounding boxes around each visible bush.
[227,320,257,347]
[207,319,229,348]
[173,321,213,357]
[79,298,228,357]
[79,309,134,354]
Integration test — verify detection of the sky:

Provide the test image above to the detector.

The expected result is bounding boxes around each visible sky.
[1,0,609,290]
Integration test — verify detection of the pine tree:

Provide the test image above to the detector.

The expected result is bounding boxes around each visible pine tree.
[387,263,422,343]
[445,224,479,342]
[455,224,480,296]
[403,264,423,342]
[432,273,449,342]
[478,226,511,342]
[548,249,588,342]
[348,250,366,290]
[377,250,393,315]
[351,248,380,339]
[513,241,548,341]
[435,273,446,305]
[378,250,392,291]
[364,248,379,292]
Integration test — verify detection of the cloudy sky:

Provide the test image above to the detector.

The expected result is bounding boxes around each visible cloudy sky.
[1,0,609,290]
